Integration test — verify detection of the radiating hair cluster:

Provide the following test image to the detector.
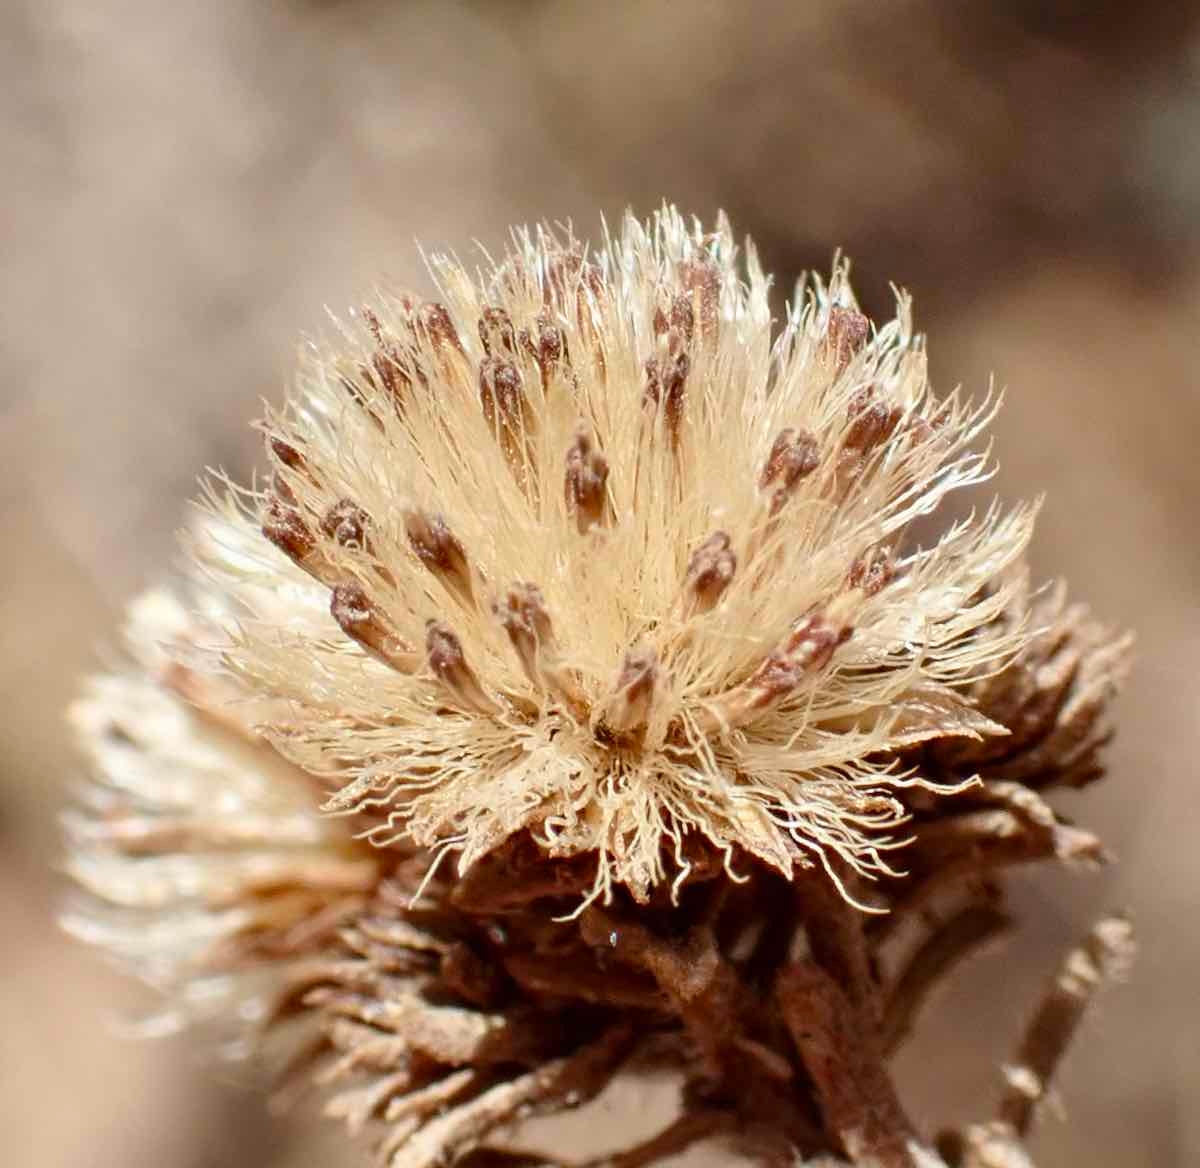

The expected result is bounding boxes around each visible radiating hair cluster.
[192,207,1036,906]
[64,207,1131,1168]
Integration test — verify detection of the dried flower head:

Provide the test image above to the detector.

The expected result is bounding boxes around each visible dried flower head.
[63,590,380,1053]
[64,207,1133,1168]
[189,207,1043,908]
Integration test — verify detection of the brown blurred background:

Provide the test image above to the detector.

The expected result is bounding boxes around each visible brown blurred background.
[4,1,1199,1164]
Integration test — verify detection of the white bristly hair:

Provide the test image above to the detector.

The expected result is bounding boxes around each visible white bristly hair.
[159,206,1033,908]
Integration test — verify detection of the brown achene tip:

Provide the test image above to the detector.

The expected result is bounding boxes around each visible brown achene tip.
[322,498,372,551]
[404,509,474,606]
[269,436,305,469]
[845,388,903,454]
[520,310,567,388]
[426,619,500,715]
[684,531,737,615]
[478,305,517,357]
[564,425,610,534]
[847,546,895,597]
[331,581,417,673]
[826,305,871,373]
[262,496,320,573]
[761,428,821,513]
[417,301,465,357]
[643,350,690,442]
[606,645,661,735]
[495,583,589,721]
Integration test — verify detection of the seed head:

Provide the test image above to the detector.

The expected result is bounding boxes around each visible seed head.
[63,207,1133,1168]
[81,208,1050,908]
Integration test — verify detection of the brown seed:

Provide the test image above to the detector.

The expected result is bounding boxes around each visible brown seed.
[479,358,525,427]
[261,496,319,573]
[751,617,851,703]
[670,295,695,349]
[266,436,310,503]
[543,242,586,306]
[495,582,554,658]
[643,351,690,442]
[321,499,372,551]
[416,302,465,357]
[269,437,304,470]
[426,620,499,714]
[684,531,737,615]
[480,357,534,481]
[269,471,296,506]
[564,426,610,534]
[845,389,902,454]
[571,259,608,382]
[779,614,852,672]
[362,307,418,400]
[679,254,721,339]
[404,510,474,606]
[340,369,377,412]
[520,310,567,388]
[760,429,821,512]
[478,306,517,357]
[493,583,587,721]
[653,292,695,352]
[700,613,851,732]
[847,547,895,596]
[370,349,413,400]
[330,581,418,673]
[826,306,870,373]
[606,646,660,734]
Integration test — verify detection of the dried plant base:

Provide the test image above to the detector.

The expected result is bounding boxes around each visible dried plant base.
[295,830,1129,1168]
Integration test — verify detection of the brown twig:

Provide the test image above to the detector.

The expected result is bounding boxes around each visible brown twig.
[796,866,882,1022]
[579,1109,737,1168]
[996,915,1133,1136]
[879,815,1104,939]
[381,1026,637,1168]
[882,901,1012,1055]
[579,905,743,1071]
[775,961,915,1168]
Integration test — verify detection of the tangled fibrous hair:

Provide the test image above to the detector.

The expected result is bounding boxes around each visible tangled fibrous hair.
[64,207,1132,1168]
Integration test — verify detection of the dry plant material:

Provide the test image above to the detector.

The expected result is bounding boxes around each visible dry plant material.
[63,208,1133,1167]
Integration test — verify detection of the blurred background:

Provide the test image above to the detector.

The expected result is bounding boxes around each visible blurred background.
[3,1,1199,1164]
